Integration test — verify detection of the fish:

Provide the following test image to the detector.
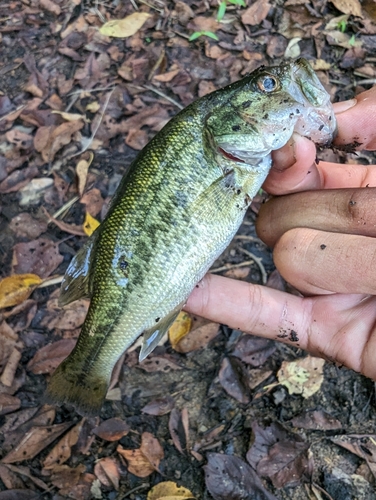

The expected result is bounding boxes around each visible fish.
[45,58,337,415]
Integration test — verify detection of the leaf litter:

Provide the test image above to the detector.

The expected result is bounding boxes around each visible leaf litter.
[1,0,376,498]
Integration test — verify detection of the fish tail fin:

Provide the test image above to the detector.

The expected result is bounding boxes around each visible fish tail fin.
[44,356,110,416]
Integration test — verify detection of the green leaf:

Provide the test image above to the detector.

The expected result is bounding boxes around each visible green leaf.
[349,34,356,46]
[228,0,246,6]
[189,31,203,41]
[202,31,219,40]
[217,1,227,21]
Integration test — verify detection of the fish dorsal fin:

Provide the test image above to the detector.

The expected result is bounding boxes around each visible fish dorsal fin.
[59,236,97,307]
[139,303,184,361]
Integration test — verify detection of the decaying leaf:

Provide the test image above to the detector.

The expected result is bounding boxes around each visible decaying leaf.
[83,212,100,236]
[205,453,277,500]
[100,12,151,38]
[231,334,276,367]
[141,396,175,416]
[218,356,250,404]
[277,356,325,398]
[171,316,220,354]
[169,408,189,454]
[9,213,48,239]
[50,464,95,499]
[1,422,73,464]
[0,274,42,309]
[92,417,130,441]
[12,238,63,278]
[147,481,195,500]
[27,339,75,374]
[94,457,120,490]
[0,394,21,416]
[43,419,85,469]
[291,410,342,431]
[117,432,164,477]
[241,0,271,26]
[330,0,363,17]
[247,422,313,488]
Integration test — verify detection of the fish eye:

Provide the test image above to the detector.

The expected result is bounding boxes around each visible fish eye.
[257,75,279,93]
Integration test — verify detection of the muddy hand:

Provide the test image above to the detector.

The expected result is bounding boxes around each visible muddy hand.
[185,87,376,381]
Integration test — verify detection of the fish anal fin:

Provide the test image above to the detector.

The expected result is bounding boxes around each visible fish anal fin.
[139,303,184,361]
[59,236,97,307]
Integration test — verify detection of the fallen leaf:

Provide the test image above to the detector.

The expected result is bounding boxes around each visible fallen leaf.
[147,481,195,499]
[40,298,89,331]
[83,212,100,236]
[277,356,325,398]
[1,348,22,387]
[2,422,73,464]
[0,394,21,416]
[138,354,182,372]
[168,312,192,349]
[9,213,48,239]
[169,408,189,454]
[0,490,42,500]
[291,410,342,430]
[0,274,42,309]
[172,321,220,353]
[330,0,362,17]
[50,464,94,499]
[205,453,278,500]
[43,419,85,469]
[76,159,90,197]
[19,178,54,206]
[92,417,130,441]
[218,356,250,404]
[80,187,104,217]
[94,457,120,490]
[39,0,61,15]
[231,334,276,367]
[284,37,301,58]
[247,422,313,488]
[12,238,63,278]
[241,0,271,26]
[117,432,164,477]
[141,396,175,416]
[100,12,151,38]
[27,339,75,374]
[34,120,84,162]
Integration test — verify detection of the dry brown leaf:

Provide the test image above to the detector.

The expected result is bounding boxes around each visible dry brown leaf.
[34,120,84,162]
[92,417,130,441]
[153,69,180,82]
[0,393,21,416]
[169,408,189,455]
[80,188,104,217]
[172,321,220,354]
[125,128,148,150]
[43,419,85,469]
[330,0,362,17]
[2,422,73,464]
[0,348,22,387]
[76,153,93,196]
[39,0,61,15]
[100,12,151,38]
[141,396,175,416]
[147,481,195,500]
[12,238,63,278]
[40,297,89,331]
[0,274,42,309]
[117,432,164,477]
[94,457,120,490]
[9,213,48,239]
[27,339,75,374]
[50,464,95,499]
[241,0,271,26]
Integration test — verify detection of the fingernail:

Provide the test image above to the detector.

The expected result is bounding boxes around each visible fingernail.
[333,98,357,114]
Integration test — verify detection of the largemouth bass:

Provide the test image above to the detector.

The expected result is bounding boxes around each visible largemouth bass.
[45,58,336,415]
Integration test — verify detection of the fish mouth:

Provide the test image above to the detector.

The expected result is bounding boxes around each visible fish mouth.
[218,147,246,163]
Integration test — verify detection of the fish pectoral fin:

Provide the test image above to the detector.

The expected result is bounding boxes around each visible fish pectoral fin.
[139,303,184,361]
[59,235,97,307]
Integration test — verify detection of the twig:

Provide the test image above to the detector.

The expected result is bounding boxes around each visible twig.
[210,260,255,274]
[0,104,26,123]
[238,247,268,284]
[67,85,115,97]
[70,88,115,158]
[143,84,184,109]
[311,483,335,500]
[129,0,138,9]
[50,195,80,220]
[38,276,64,288]
[234,234,264,244]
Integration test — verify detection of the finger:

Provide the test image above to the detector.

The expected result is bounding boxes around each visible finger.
[265,134,321,194]
[256,187,376,247]
[273,228,376,295]
[184,274,376,378]
[334,87,376,150]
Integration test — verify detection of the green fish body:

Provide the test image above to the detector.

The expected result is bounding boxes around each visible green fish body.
[45,58,336,415]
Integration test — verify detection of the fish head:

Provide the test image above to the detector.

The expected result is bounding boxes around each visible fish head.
[205,58,337,165]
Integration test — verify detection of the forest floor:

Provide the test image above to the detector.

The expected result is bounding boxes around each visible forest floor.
[1,0,376,499]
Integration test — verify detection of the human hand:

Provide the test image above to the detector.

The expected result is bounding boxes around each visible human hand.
[185,87,376,380]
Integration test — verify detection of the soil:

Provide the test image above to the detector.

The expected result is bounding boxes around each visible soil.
[1,0,376,499]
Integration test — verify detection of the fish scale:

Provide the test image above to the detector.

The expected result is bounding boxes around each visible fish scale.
[45,59,337,415]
